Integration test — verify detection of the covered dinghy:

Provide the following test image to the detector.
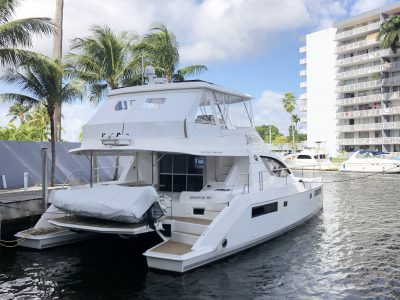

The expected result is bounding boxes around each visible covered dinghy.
[50,185,160,223]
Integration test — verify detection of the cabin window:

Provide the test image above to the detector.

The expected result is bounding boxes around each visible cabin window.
[260,156,291,177]
[115,100,128,111]
[297,155,312,159]
[195,96,216,124]
[143,97,166,109]
[314,188,322,197]
[252,202,278,218]
[159,154,204,192]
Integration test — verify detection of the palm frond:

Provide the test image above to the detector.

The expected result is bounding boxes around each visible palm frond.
[177,65,208,78]
[0,92,39,105]
[0,17,54,48]
[0,0,19,23]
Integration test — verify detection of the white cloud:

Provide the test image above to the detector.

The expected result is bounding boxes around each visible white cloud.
[14,0,350,64]
[253,90,291,135]
[350,0,392,16]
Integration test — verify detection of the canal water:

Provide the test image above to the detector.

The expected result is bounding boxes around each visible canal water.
[0,172,399,299]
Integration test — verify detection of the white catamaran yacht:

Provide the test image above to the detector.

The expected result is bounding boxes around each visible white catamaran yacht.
[16,72,323,272]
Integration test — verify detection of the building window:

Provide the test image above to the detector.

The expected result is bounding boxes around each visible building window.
[252,202,278,218]
[159,154,204,192]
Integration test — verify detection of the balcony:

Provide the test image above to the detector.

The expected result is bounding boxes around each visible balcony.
[382,61,400,71]
[336,51,381,67]
[380,48,398,57]
[300,58,306,65]
[382,75,400,86]
[335,21,381,41]
[336,106,400,119]
[338,137,400,145]
[336,79,380,93]
[382,92,400,101]
[336,94,382,106]
[337,123,383,132]
[300,69,307,77]
[299,93,307,100]
[299,46,306,53]
[336,64,381,80]
[336,39,379,54]
[300,105,307,112]
[336,108,381,119]
[300,81,307,88]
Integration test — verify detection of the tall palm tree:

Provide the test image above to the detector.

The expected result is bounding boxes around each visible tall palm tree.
[282,92,297,152]
[138,24,207,82]
[0,0,54,66]
[378,15,400,53]
[53,0,64,141]
[7,102,31,124]
[0,55,83,186]
[67,25,141,105]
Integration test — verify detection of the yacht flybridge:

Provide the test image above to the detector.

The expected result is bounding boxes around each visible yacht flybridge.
[16,77,323,272]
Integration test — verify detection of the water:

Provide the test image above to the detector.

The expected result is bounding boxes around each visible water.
[0,172,399,299]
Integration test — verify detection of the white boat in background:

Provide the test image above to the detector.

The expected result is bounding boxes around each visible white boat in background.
[339,150,400,173]
[284,150,336,171]
[16,68,323,273]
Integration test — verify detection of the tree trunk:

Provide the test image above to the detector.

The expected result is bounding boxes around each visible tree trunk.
[291,120,295,152]
[49,112,56,187]
[53,0,64,141]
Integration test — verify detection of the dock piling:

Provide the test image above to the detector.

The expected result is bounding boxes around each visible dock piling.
[1,175,6,189]
[41,148,48,212]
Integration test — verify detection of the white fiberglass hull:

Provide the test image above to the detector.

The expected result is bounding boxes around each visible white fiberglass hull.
[145,184,323,272]
[340,159,400,173]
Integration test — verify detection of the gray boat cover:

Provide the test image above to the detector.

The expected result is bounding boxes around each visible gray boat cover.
[50,185,159,223]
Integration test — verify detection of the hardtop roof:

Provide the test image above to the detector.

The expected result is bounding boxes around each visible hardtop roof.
[108,81,253,100]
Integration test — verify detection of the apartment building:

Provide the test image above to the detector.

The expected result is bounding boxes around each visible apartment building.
[300,3,400,154]
[299,28,337,155]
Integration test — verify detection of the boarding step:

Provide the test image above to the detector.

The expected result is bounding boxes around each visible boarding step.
[171,231,200,245]
[149,240,193,256]
[168,217,211,235]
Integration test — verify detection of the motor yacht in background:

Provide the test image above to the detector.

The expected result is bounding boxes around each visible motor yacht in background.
[339,149,400,173]
[284,150,335,171]
[16,68,323,272]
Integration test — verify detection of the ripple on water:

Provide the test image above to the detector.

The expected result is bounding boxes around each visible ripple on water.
[0,172,399,299]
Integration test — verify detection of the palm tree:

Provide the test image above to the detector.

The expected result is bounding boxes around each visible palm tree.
[0,0,54,66]
[0,55,83,186]
[26,104,50,141]
[282,92,297,152]
[378,15,400,53]
[53,0,64,141]
[7,102,31,124]
[67,25,141,105]
[138,24,207,82]
[68,25,142,180]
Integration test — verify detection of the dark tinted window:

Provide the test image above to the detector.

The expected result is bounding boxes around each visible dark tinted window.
[297,155,312,159]
[173,154,187,173]
[252,202,278,218]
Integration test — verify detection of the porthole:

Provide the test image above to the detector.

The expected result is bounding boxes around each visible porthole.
[309,193,312,199]
[222,239,228,248]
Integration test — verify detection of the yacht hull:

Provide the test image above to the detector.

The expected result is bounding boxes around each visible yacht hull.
[145,185,323,272]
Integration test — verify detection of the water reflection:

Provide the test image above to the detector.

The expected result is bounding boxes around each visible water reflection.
[0,173,399,299]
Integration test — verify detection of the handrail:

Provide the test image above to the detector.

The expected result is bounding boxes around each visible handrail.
[62,164,129,189]
[230,173,250,194]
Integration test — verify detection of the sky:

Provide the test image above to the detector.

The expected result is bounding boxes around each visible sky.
[0,0,398,141]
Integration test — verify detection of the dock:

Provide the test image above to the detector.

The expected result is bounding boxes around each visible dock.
[0,188,43,222]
